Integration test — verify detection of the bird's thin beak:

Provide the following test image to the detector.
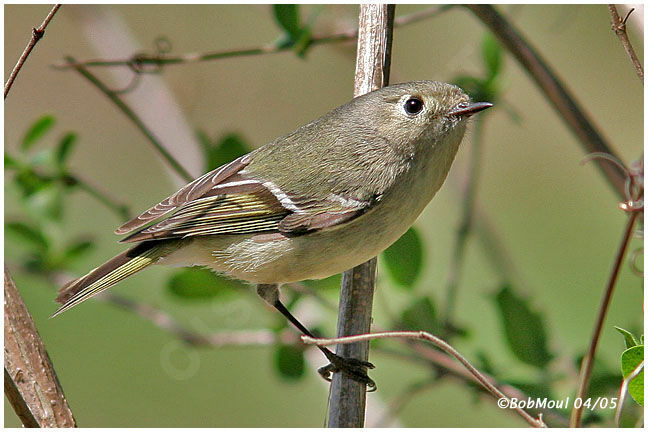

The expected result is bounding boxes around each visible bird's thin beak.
[448,101,493,117]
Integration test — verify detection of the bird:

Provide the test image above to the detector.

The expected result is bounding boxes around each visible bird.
[53,80,492,388]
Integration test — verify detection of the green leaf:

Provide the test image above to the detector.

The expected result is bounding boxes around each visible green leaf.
[273,344,305,380]
[382,227,423,289]
[303,273,341,291]
[212,134,249,169]
[30,148,54,167]
[196,130,212,153]
[481,33,502,79]
[273,5,301,41]
[63,240,94,262]
[55,132,78,166]
[22,115,55,151]
[5,221,49,250]
[400,296,439,333]
[167,267,243,300]
[494,285,552,369]
[14,169,49,197]
[475,351,496,376]
[615,326,638,348]
[199,132,250,172]
[5,153,20,170]
[25,184,63,221]
[506,380,552,401]
[621,345,644,406]
[452,75,489,103]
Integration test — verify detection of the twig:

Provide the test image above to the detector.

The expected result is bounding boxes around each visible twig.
[443,114,486,329]
[396,339,568,427]
[53,6,451,70]
[304,331,547,428]
[63,56,193,182]
[608,5,643,83]
[4,4,61,99]
[49,269,297,349]
[614,360,644,426]
[466,5,628,200]
[4,266,76,427]
[95,291,298,348]
[569,208,641,426]
[327,5,395,428]
[64,173,132,221]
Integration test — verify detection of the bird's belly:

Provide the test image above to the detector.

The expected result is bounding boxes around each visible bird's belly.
[160,145,458,284]
[160,181,429,284]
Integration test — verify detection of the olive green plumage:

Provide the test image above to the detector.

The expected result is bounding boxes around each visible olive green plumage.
[54,81,491,317]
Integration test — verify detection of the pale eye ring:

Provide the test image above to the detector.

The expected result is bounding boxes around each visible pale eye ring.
[404,97,424,115]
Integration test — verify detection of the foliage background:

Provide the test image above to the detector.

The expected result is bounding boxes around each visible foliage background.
[4,4,643,427]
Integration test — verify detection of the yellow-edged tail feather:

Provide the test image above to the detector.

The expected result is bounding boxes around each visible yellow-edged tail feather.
[52,242,166,317]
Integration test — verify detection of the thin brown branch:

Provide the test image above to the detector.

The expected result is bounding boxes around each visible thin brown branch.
[569,209,641,427]
[95,291,298,348]
[304,331,546,428]
[327,5,395,428]
[52,6,451,70]
[466,5,628,199]
[372,344,567,427]
[5,4,61,99]
[4,266,76,427]
[443,115,486,330]
[608,5,643,83]
[397,339,568,427]
[64,173,132,221]
[63,56,193,182]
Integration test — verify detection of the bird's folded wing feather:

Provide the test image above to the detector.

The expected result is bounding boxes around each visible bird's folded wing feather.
[116,155,372,243]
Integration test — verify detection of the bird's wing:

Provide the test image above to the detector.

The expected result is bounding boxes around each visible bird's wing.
[117,157,372,243]
[115,154,252,235]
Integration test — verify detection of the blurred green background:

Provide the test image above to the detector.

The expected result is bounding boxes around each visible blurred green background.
[5,4,643,427]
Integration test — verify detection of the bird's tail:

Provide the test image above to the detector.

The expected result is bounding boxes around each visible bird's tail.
[52,241,167,317]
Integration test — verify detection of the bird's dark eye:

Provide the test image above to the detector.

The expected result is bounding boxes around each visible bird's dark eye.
[404,97,424,115]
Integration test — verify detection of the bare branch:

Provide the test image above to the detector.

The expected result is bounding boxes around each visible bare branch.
[5,4,61,99]
[95,291,298,348]
[443,115,486,329]
[327,5,395,428]
[466,5,628,199]
[570,209,642,427]
[608,5,643,83]
[4,266,76,427]
[305,331,546,428]
[63,56,193,182]
[52,6,451,70]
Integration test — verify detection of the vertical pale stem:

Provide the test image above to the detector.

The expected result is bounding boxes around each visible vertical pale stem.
[327,4,395,428]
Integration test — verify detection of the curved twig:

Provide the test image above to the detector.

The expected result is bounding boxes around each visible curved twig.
[304,331,547,428]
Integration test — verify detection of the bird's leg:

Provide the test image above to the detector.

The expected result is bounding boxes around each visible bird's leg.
[257,284,376,391]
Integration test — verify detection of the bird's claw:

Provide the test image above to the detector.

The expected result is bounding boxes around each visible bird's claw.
[318,353,377,392]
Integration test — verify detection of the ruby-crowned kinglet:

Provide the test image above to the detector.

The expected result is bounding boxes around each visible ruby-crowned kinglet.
[54,80,490,314]
[53,81,490,383]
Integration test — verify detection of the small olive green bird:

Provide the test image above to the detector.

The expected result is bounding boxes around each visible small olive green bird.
[53,80,491,387]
